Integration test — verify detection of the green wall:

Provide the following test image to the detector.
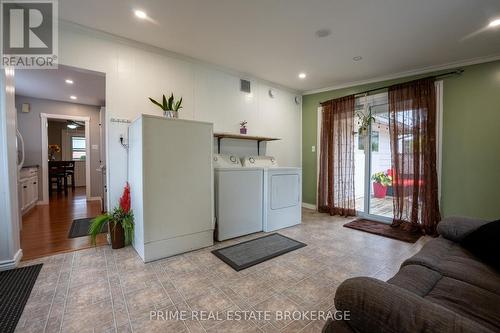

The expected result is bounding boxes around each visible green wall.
[302,60,500,219]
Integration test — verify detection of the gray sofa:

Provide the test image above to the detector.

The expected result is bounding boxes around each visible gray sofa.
[323,217,500,333]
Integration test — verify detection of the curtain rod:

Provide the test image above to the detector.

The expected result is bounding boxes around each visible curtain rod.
[352,69,464,97]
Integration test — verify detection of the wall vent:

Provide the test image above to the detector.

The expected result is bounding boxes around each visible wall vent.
[240,79,251,93]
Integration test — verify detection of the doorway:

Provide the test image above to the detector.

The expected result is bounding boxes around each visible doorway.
[354,92,393,223]
[15,65,107,260]
[41,114,91,203]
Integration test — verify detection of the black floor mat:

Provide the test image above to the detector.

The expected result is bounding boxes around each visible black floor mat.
[212,233,306,271]
[0,264,43,333]
[68,217,106,238]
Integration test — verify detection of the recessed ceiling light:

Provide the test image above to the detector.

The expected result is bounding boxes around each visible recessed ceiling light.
[65,79,73,84]
[488,18,500,28]
[70,95,77,100]
[353,56,363,61]
[298,73,307,79]
[315,29,331,38]
[134,10,147,19]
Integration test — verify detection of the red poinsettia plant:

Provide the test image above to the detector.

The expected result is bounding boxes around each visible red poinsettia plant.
[89,182,134,248]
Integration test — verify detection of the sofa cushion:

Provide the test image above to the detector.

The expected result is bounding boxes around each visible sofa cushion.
[389,264,500,332]
[426,277,500,332]
[388,264,442,297]
[437,216,489,242]
[333,277,494,333]
[461,220,500,271]
[402,237,500,295]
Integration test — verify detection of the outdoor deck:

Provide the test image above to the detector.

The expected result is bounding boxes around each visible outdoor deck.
[355,196,393,218]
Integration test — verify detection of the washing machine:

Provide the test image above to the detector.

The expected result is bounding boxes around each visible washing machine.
[214,154,263,241]
[242,156,302,232]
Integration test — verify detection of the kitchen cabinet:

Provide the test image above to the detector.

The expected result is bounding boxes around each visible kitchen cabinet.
[19,167,38,214]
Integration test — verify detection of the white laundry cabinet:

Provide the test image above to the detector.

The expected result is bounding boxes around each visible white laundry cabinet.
[128,115,214,262]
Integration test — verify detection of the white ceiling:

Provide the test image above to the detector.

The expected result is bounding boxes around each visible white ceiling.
[59,0,500,92]
[15,66,105,106]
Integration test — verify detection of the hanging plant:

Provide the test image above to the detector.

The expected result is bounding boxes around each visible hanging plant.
[356,112,375,136]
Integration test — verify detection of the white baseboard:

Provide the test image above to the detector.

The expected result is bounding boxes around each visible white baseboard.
[0,249,23,271]
[87,196,102,202]
[302,202,316,210]
[141,230,214,263]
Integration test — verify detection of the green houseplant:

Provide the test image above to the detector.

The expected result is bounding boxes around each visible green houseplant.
[356,111,375,137]
[89,182,134,249]
[149,93,183,119]
[371,171,392,199]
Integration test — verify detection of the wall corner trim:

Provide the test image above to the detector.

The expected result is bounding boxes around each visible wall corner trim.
[0,249,23,271]
[302,202,317,210]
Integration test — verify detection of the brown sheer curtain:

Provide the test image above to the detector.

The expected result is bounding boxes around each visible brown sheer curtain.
[388,78,441,235]
[318,95,356,217]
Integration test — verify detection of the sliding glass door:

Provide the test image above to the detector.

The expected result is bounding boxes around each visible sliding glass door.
[354,92,393,222]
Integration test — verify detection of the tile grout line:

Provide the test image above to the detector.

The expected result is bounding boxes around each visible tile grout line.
[112,250,134,332]
[40,256,65,332]
[189,257,269,331]
[57,252,76,333]
[158,262,208,333]
[104,248,118,332]
[151,263,192,332]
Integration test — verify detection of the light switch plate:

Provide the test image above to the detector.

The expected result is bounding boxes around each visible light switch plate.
[312,146,316,152]
[92,144,99,150]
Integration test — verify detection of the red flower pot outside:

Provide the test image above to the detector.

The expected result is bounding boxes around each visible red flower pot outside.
[373,182,387,198]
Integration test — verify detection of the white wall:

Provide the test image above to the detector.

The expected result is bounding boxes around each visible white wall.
[58,23,302,209]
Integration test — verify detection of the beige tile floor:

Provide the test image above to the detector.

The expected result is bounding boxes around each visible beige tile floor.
[16,209,430,333]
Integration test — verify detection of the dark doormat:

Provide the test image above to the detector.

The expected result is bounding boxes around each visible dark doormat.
[344,219,421,243]
[0,264,43,333]
[68,217,106,238]
[212,233,306,271]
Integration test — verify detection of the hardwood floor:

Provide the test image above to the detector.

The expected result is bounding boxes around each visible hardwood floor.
[20,187,107,261]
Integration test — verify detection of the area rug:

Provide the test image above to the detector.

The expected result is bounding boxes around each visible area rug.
[0,264,43,333]
[344,219,421,243]
[212,233,306,271]
[68,217,106,238]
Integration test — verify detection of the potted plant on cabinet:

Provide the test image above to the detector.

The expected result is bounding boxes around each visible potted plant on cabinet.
[239,120,248,134]
[371,171,392,199]
[148,93,183,118]
[89,182,134,249]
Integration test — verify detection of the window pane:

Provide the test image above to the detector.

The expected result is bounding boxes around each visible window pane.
[371,131,379,152]
[72,151,86,160]
[72,137,86,150]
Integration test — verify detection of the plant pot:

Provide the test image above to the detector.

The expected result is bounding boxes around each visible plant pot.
[163,111,179,119]
[110,221,125,249]
[373,182,388,198]
[240,128,247,134]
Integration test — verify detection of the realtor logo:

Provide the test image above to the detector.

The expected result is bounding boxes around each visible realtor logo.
[1,0,58,68]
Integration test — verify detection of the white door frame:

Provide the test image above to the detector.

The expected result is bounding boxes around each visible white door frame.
[315,106,322,209]
[40,113,91,204]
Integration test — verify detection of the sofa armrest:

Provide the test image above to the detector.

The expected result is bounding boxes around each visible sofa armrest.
[334,277,493,333]
[437,216,489,242]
